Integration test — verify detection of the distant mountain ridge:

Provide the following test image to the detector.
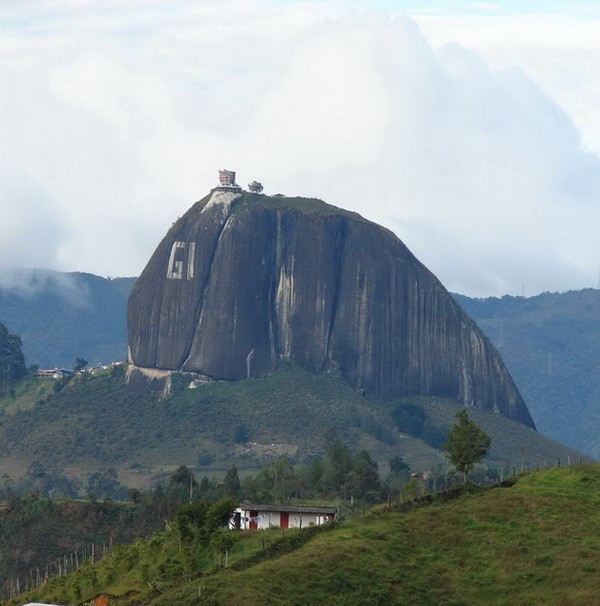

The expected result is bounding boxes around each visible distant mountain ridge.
[0,269,135,368]
[454,290,600,459]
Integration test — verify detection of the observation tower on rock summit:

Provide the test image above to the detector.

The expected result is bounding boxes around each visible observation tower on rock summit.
[216,169,242,191]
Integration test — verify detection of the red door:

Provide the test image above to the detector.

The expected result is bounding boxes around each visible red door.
[280,512,289,529]
[250,510,259,530]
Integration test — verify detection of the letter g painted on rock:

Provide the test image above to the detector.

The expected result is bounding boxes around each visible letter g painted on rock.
[166,241,196,280]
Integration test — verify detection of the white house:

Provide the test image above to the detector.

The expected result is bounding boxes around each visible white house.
[231,504,337,530]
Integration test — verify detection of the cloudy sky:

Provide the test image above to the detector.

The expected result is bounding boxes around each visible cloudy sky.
[2,0,600,297]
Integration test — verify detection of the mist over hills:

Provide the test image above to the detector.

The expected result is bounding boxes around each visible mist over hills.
[0,269,598,458]
[0,268,134,368]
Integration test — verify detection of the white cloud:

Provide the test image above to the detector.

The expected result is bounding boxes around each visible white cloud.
[1,1,599,296]
[415,13,600,153]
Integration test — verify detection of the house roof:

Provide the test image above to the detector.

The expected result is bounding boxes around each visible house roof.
[238,503,337,515]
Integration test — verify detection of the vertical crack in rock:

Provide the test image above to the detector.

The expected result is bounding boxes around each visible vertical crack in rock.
[181,197,238,371]
[325,219,347,373]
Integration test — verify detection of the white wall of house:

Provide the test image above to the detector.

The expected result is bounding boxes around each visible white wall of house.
[232,508,334,530]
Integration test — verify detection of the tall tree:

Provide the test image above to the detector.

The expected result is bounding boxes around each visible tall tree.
[445,410,491,484]
[321,430,353,492]
[0,323,26,395]
[347,450,382,502]
[223,465,242,500]
[73,357,88,373]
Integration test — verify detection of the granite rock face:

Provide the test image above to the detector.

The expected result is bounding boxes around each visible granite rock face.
[128,190,535,428]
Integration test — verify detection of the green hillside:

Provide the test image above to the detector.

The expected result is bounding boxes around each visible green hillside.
[455,289,600,459]
[12,464,599,606]
[0,365,587,492]
[0,497,166,596]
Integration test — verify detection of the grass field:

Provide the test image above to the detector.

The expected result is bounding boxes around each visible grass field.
[13,464,598,606]
[173,465,600,606]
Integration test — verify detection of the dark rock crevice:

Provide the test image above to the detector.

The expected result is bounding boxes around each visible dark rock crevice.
[324,219,347,373]
[181,204,236,370]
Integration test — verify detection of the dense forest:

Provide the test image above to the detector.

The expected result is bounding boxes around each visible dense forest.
[0,323,26,396]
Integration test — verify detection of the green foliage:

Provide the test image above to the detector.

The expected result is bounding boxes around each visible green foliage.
[320,430,353,492]
[169,465,197,488]
[73,357,88,372]
[197,449,214,467]
[0,323,26,395]
[52,374,71,392]
[389,455,410,478]
[18,460,79,499]
[16,465,599,606]
[0,364,587,503]
[0,495,167,597]
[391,402,446,448]
[385,455,412,498]
[181,465,600,606]
[175,501,212,541]
[223,465,241,500]
[445,410,491,483]
[346,450,382,502]
[233,423,249,444]
[169,371,188,394]
[86,467,129,501]
[247,181,264,193]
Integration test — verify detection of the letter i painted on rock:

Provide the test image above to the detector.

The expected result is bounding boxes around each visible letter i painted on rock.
[187,242,195,280]
[166,241,195,280]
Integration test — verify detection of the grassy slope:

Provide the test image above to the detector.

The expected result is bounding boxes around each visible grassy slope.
[0,366,587,490]
[17,464,600,606]
[0,374,52,413]
[162,465,600,606]
[0,366,442,485]
[0,498,165,595]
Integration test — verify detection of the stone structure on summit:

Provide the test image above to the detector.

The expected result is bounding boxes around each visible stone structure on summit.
[127,173,535,428]
[217,169,241,191]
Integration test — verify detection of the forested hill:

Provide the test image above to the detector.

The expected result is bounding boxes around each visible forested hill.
[454,290,600,459]
[0,269,135,368]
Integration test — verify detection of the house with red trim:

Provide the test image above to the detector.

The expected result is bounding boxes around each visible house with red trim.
[231,504,337,530]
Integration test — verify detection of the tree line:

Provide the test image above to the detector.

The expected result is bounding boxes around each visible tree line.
[0,323,26,396]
